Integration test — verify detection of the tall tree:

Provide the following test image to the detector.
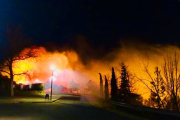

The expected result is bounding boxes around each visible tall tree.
[0,26,37,96]
[119,63,130,103]
[151,67,165,109]
[138,65,166,109]
[119,63,143,105]
[99,73,103,97]
[162,53,180,111]
[111,67,117,100]
[138,54,180,110]
[104,75,109,99]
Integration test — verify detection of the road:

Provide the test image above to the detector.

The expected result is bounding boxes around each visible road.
[0,95,134,120]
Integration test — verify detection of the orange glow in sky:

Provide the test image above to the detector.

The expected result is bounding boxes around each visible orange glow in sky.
[2,45,180,99]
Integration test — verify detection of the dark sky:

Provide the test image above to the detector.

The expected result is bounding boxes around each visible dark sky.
[0,0,180,62]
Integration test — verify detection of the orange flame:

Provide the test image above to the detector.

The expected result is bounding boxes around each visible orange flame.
[2,44,180,99]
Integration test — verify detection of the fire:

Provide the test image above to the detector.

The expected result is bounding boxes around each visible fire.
[11,47,90,92]
[2,44,180,99]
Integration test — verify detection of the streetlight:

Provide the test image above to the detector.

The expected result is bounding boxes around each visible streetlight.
[50,65,55,100]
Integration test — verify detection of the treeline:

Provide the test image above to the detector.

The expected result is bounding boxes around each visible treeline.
[139,53,180,111]
[99,53,180,112]
[99,63,143,106]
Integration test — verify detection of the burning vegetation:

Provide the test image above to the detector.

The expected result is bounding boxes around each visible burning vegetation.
[0,27,180,111]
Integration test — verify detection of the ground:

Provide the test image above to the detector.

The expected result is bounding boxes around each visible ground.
[0,94,138,120]
[0,103,132,120]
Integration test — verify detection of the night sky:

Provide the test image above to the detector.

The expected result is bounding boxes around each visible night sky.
[0,0,180,62]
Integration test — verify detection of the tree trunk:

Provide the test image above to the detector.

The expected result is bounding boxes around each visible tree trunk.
[10,65,14,97]
[10,79,14,97]
[172,94,179,111]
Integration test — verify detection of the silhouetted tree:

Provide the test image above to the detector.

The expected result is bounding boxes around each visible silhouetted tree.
[111,67,117,100]
[118,63,143,105]
[0,26,37,96]
[138,54,180,110]
[138,66,166,109]
[162,53,180,111]
[151,67,165,109]
[119,63,130,103]
[99,73,103,97]
[104,75,109,99]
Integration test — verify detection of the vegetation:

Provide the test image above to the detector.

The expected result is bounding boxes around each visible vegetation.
[31,84,44,91]
[118,63,143,105]
[0,26,38,96]
[138,53,180,111]
[98,53,180,112]
[110,67,118,101]
[0,27,179,112]
[104,75,109,99]
[99,73,103,97]
[119,63,131,103]
[99,53,180,111]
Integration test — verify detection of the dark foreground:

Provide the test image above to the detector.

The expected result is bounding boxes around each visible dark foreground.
[0,102,132,120]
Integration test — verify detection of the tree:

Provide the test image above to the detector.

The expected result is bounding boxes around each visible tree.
[104,75,109,99]
[151,67,165,109]
[119,63,130,103]
[162,53,180,111]
[0,26,37,96]
[119,63,143,105]
[138,65,166,109]
[99,73,103,97]
[111,67,118,100]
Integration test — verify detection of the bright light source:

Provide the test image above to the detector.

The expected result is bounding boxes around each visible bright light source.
[50,76,56,81]
[50,65,56,70]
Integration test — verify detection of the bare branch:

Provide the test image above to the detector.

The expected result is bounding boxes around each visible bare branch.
[0,69,10,75]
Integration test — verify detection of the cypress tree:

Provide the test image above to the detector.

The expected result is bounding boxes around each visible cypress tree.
[99,73,103,97]
[111,67,118,100]
[105,75,109,99]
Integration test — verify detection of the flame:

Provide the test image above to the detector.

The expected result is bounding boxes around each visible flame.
[11,47,89,90]
[2,44,180,99]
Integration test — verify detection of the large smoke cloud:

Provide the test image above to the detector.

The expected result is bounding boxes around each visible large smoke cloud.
[3,37,180,98]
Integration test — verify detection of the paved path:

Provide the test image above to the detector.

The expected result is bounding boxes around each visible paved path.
[0,103,132,120]
[0,95,135,120]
